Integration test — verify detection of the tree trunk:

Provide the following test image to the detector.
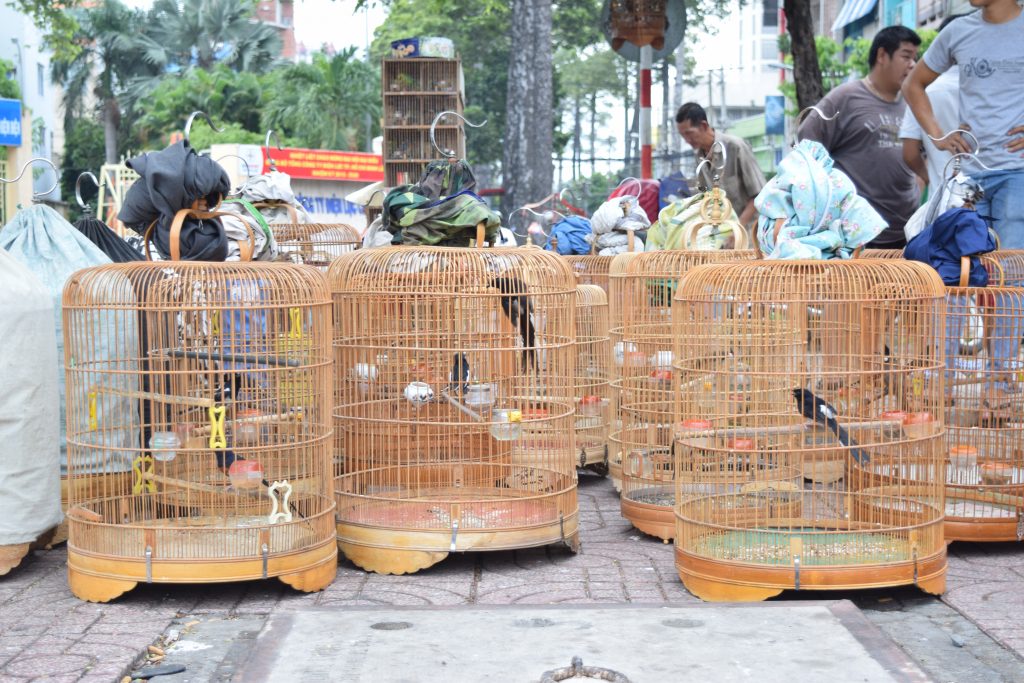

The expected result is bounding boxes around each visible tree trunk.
[784,0,824,111]
[102,99,120,165]
[502,0,554,218]
[589,92,597,177]
[572,94,582,180]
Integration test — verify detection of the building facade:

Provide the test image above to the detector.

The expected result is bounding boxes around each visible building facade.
[255,0,297,61]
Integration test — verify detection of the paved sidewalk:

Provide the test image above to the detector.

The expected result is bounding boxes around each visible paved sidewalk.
[0,473,1022,681]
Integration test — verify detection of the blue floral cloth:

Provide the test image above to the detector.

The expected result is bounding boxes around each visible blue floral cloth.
[755,141,887,259]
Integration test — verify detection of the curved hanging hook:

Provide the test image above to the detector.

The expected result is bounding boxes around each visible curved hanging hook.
[941,151,999,181]
[215,154,253,177]
[928,128,980,155]
[0,156,60,200]
[794,106,839,145]
[430,111,487,159]
[615,176,643,197]
[184,111,222,147]
[558,187,586,216]
[75,171,100,210]
[508,206,548,239]
[265,129,283,171]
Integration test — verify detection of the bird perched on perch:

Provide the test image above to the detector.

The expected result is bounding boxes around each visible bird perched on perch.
[491,276,537,370]
[448,352,470,394]
[792,388,870,464]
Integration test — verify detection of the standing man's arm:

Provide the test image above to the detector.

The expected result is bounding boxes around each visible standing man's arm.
[903,30,971,154]
[901,139,928,186]
[737,140,767,229]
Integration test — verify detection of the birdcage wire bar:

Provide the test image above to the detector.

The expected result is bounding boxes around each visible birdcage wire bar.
[933,286,1023,541]
[62,262,337,602]
[575,285,612,474]
[331,247,579,575]
[607,252,640,491]
[672,260,948,601]
[618,250,756,541]
[269,223,361,269]
[564,255,613,292]
[985,250,1024,288]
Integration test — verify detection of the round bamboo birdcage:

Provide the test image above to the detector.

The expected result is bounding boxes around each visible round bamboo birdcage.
[62,263,337,602]
[672,260,947,601]
[564,255,612,292]
[861,249,905,259]
[937,286,1024,541]
[607,252,640,492]
[618,250,756,540]
[985,250,1024,288]
[271,223,361,268]
[330,246,579,575]
[575,285,612,474]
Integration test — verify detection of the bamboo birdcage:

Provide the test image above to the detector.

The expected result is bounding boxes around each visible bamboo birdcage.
[618,250,756,540]
[861,249,905,259]
[935,285,1024,541]
[62,262,337,602]
[268,220,361,269]
[672,260,947,601]
[575,285,612,474]
[607,251,640,491]
[985,250,1024,288]
[564,255,612,292]
[330,246,579,575]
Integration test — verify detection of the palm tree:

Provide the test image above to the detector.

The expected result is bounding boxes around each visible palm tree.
[261,49,380,151]
[133,0,281,80]
[51,0,148,164]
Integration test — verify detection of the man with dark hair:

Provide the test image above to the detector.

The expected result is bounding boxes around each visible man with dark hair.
[798,25,922,248]
[675,102,766,229]
[904,0,1024,248]
[900,15,965,194]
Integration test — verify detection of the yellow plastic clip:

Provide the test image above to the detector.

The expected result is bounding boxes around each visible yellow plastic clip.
[210,310,221,337]
[88,390,98,431]
[288,307,303,340]
[131,454,156,494]
[208,405,227,449]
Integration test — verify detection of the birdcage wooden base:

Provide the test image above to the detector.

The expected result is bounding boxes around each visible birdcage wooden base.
[337,513,580,575]
[579,443,608,470]
[621,495,675,541]
[676,546,947,602]
[943,490,1024,542]
[0,544,30,576]
[67,540,337,602]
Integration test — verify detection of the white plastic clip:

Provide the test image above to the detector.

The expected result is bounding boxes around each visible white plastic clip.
[267,480,293,524]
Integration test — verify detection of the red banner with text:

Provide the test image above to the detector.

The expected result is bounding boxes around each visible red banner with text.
[263,147,384,182]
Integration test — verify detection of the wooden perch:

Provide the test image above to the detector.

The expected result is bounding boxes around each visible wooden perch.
[92,384,215,409]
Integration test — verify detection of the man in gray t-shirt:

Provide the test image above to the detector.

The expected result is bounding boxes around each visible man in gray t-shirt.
[799,26,921,248]
[903,1,1024,248]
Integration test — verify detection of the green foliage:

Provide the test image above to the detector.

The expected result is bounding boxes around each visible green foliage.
[9,0,83,62]
[562,170,621,215]
[0,58,20,100]
[133,65,264,146]
[186,121,270,150]
[261,49,381,152]
[59,119,105,221]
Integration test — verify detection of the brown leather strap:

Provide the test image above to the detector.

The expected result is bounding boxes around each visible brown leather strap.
[149,207,256,262]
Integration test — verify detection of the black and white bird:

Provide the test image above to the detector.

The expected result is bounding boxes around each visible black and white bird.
[448,352,470,394]
[792,387,870,464]
[491,276,537,370]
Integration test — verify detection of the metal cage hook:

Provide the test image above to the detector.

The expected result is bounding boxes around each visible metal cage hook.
[558,187,585,215]
[928,128,980,155]
[215,154,253,177]
[184,111,222,147]
[430,111,487,159]
[0,156,60,200]
[794,106,839,145]
[615,176,643,197]
[941,151,999,181]
[75,171,100,210]
[265,129,283,171]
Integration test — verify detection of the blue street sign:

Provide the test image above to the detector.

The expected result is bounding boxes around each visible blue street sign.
[0,98,22,147]
[765,95,785,137]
